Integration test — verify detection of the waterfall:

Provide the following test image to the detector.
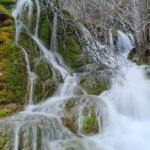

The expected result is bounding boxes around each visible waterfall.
[109,29,135,53]
[35,0,40,37]
[117,30,134,53]
[81,25,106,61]
[83,61,150,150]
[18,46,36,104]
[10,1,85,149]
[12,1,35,105]
[51,13,58,51]
[1,0,150,150]
[109,29,114,47]
[12,0,33,20]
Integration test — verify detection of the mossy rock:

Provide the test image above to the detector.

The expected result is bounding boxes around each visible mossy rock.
[80,73,108,95]
[39,4,53,48]
[0,4,27,117]
[0,109,11,118]
[18,32,59,103]
[82,116,99,134]
[62,96,102,135]
[58,10,86,68]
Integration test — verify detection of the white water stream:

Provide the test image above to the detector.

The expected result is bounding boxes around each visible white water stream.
[7,0,150,149]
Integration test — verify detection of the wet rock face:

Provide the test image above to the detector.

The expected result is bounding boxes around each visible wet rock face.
[62,95,105,135]
[0,4,27,117]
[0,114,75,150]
[79,72,108,95]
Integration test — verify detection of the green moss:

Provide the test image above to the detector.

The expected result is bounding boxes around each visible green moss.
[65,98,77,112]
[33,60,57,103]
[0,132,8,150]
[0,26,14,33]
[82,116,99,134]
[86,83,107,95]
[18,33,39,69]
[0,124,13,150]
[58,10,85,68]
[62,9,74,20]
[111,27,118,36]
[80,75,108,95]
[18,31,58,103]
[137,58,150,66]
[36,61,53,80]
[39,6,52,48]
[0,4,9,13]
[0,57,27,104]
[0,109,10,117]
[0,4,27,106]
[0,0,15,11]
[0,37,27,103]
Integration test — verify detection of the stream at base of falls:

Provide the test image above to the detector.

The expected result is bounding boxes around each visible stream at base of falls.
[1,0,150,150]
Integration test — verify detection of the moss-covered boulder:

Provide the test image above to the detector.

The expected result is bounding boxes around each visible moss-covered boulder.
[79,72,108,95]
[62,95,103,135]
[0,4,27,117]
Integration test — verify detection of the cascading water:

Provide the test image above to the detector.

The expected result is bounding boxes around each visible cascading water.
[1,0,150,150]
[7,0,85,149]
[83,62,150,150]
[81,29,150,150]
[35,0,40,37]
[117,30,134,53]
[12,0,35,104]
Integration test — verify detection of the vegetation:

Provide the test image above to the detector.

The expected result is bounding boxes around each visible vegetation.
[0,109,10,117]
[39,6,52,48]
[0,0,15,11]
[111,27,118,36]
[58,10,86,68]
[80,74,108,95]
[82,116,99,134]
[0,4,27,116]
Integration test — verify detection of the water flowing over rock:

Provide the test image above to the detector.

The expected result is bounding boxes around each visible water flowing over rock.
[1,0,150,150]
[0,114,75,150]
